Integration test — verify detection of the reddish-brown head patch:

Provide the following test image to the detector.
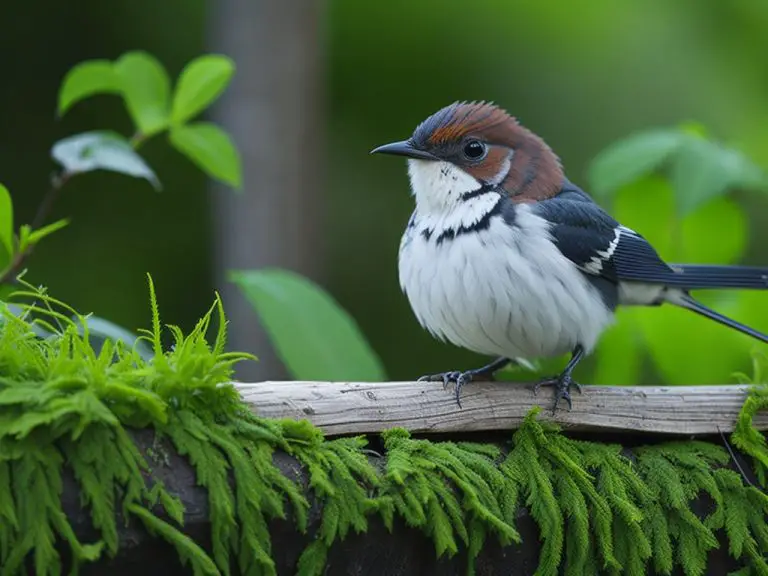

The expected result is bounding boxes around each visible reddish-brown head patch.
[410,101,565,201]
[426,102,509,145]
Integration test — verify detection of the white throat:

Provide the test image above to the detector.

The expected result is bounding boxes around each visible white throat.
[407,159,481,214]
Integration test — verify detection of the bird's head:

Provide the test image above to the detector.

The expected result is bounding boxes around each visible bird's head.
[371,101,564,213]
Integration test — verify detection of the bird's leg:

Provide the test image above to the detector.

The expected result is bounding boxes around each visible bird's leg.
[418,356,511,408]
[534,345,585,414]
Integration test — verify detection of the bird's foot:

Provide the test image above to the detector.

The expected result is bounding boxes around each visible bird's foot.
[534,372,582,414]
[418,366,494,408]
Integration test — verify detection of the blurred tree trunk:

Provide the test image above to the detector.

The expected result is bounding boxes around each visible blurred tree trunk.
[208,0,326,381]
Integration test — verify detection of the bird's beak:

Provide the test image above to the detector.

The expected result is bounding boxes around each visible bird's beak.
[370,140,438,161]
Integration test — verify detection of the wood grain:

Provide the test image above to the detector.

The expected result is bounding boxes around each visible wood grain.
[236,381,768,437]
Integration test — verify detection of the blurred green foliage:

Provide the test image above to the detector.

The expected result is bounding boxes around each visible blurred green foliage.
[0,52,243,346]
[1,52,385,385]
[2,0,768,385]
[587,125,768,385]
[325,0,768,386]
[231,268,385,381]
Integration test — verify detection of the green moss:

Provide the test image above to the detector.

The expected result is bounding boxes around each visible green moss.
[733,352,768,487]
[377,428,520,575]
[1,280,767,575]
[0,277,307,576]
[290,426,380,576]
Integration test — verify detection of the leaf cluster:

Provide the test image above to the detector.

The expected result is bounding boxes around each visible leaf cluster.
[0,50,242,293]
[57,51,241,188]
[3,52,385,391]
[588,123,768,216]
[587,125,768,387]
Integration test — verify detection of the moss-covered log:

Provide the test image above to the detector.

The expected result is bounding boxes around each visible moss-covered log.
[3,281,768,576]
[59,428,757,576]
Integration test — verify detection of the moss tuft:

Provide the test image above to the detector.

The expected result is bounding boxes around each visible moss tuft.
[732,352,768,487]
[290,426,380,576]
[0,277,307,576]
[378,428,520,575]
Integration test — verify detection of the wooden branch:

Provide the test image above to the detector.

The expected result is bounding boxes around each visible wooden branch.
[237,381,768,437]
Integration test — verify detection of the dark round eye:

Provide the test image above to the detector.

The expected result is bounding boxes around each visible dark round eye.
[463,140,486,160]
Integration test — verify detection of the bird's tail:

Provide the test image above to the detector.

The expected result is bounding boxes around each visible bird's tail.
[669,292,768,344]
[666,264,768,290]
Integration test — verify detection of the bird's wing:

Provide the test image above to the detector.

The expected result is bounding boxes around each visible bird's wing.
[532,183,768,290]
[532,184,677,285]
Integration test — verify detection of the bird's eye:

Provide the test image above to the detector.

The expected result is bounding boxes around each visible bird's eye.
[463,140,486,160]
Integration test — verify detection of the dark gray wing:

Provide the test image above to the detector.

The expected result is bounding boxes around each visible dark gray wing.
[533,182,678,285]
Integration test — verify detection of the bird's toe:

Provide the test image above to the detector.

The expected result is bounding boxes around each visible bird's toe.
[533,377,557,396]
[453,371,474,408]
[535,373,581,414]
[551,385,572,414]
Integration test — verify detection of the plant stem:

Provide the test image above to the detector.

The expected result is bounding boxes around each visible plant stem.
[31,171,70,230]
[130,132,147,150]
[0,171,71,285]
[2,131,146,286]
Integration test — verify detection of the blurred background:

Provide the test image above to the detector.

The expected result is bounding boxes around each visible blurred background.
[1,0,767,385]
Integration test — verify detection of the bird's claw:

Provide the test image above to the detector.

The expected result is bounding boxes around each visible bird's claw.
[418,370,460,390]
[418,370,474,407]
[533,373,582,414]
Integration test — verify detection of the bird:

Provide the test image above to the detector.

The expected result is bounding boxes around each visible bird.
[370,100,768,413]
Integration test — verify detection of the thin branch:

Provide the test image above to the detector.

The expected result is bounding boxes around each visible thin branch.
[1,129,146,287]
[129,132,147,150]
[31,171,70,230]
[0,170,71,285]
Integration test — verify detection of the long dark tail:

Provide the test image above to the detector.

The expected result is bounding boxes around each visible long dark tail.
[666,264,768,290]
[670,292,768,344]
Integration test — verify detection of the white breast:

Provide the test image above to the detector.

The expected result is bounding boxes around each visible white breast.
[398,202,615,360]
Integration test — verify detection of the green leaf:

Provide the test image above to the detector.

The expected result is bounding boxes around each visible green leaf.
[169,123,242,188]
[27,219,70,248]
[51,131,160,189]
[57,60,120,116]
[671,138,732,217]
[171,55,235,125]
[587,129,685,198]
[230,268,386,381]
[114,51,171,136]
[612,176,677,260]
[17,224,31,254]
[17,219,69,255]
[0,183,13,271]
[680,197,746,264]
[672,138,768,216]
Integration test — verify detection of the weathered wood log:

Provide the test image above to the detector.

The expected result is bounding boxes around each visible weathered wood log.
[62,428,749,576]
[237,381,768,436]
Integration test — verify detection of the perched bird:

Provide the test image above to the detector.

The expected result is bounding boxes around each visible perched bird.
[371,101,768,413]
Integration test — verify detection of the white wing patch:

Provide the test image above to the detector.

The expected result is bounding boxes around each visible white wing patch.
[582,226,621,275]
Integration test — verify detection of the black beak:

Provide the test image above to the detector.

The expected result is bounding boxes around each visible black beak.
[370,140,438,161]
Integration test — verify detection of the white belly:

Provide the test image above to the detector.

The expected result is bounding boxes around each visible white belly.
[398,205,615,359]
